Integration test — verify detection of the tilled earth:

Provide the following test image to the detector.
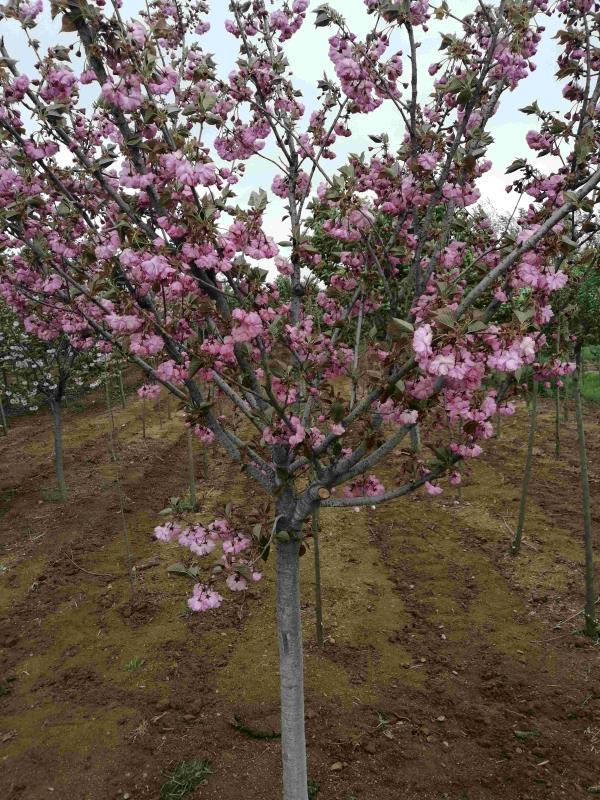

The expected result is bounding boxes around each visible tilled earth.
[1,389,600,799]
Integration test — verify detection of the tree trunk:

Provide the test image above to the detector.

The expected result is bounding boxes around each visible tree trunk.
[555,325,561,458]
[511,380,538,556]
[105,376,116,462]
[563,389,569,423]
[554,380,561,459]
[201,444,209,480]
[311,508,324,647]
[0,395,7,436]
[118,371,126,408]
[187,427,196,510]
[409,424,421,453]
[276,538,308,800]
[50,398,67,502]
[574,347,598,638]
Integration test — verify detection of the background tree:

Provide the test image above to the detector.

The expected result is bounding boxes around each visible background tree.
[0,301,105,500]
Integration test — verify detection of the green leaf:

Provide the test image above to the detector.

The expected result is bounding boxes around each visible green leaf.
[514,308,534,324]
[235,564,253,581]
[388,317,414,338]
[467,320,487,333]
[435,311,456,330]
[519,102,541,116]
[314,9,331,27]
[505,158,527,174]
[248,188,268,212]
[514,730,540,741]
[167,563,191,576]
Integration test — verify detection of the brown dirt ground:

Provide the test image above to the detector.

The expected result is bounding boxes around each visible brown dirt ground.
[1,388,600,800]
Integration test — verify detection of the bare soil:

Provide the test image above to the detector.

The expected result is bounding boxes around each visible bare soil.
[1,389,600,800]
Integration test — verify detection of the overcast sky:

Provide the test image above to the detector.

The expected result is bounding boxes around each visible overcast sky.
[5,1,566,240]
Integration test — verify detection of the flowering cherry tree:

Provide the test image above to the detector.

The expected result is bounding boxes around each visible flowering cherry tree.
[1,0,600,796]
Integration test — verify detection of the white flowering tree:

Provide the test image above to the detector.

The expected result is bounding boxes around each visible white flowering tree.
[0,302,106,499]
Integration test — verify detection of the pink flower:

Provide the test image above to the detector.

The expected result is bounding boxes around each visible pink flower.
[231,309,264,343]
[154,521,181,541]
[425,481,443,496]
[226,573,248,592]
[288,417,306,447]
[413,324,433,357]
[138,383,161,400]
[187,584,223,612]
[417,152,439,171]
[194,425,215,445]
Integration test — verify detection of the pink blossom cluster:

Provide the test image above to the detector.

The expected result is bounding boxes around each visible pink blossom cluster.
[154,517,262,612]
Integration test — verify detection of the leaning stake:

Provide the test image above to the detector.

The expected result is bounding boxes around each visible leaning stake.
[574,344,598,638]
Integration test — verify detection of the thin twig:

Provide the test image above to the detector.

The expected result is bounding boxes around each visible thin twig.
[64,550,115,579]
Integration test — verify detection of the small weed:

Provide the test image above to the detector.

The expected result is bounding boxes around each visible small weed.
[375,712,391,730]
[0,676,17,697]
[159,759,212,800]
[41,486,67,503]
[179,603,194,618]
[125,656,145,672]
[231,715,280,740]
[308,779,320,799]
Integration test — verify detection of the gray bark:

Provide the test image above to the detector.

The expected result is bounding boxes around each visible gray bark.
[118,370,126,408]
[511,380,537,555]
[0,395,7,436]
[187,427,196,510]
[50,398,67,501]
[574,348,598,638]
[554,380,561,459]
[409,424,421,453]
[555,324,561,458]
[201,444,209,480]
[105,376,116,462]
[276,536,308,800]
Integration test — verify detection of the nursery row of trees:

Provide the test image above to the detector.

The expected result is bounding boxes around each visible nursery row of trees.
[2,0,600,797]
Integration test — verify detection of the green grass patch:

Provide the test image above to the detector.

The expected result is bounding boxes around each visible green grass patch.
[41,486,67,503]
[159,760,212,800]
[582,371,600,403]
[124,656,145,672]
